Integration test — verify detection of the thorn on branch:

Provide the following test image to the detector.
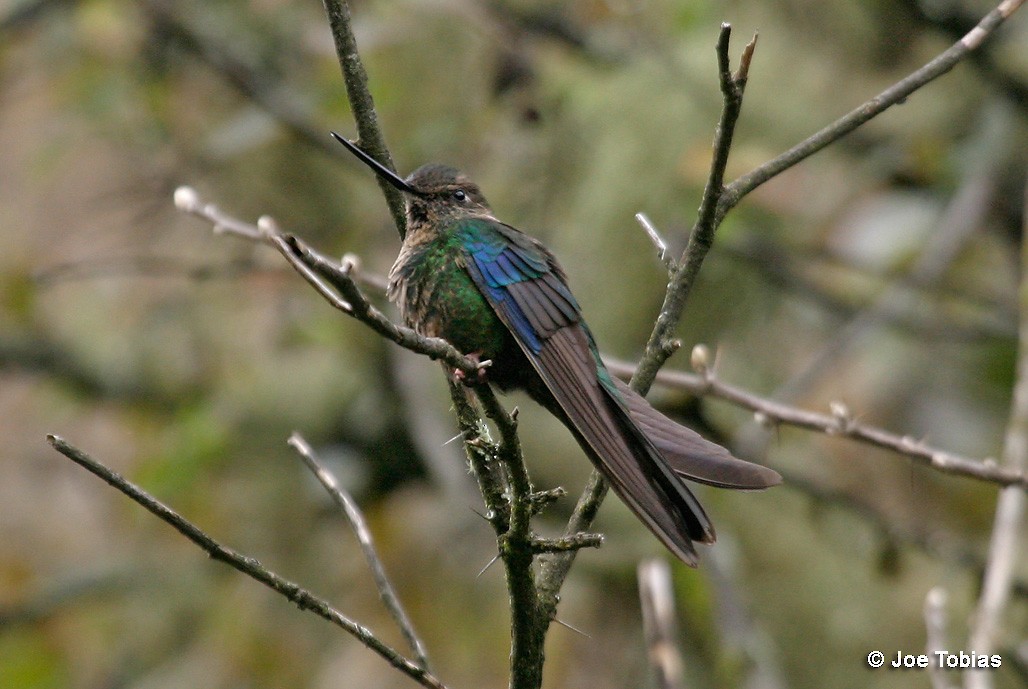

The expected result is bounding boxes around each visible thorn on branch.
[552,617,591,638]
[635,212,677,273]
[476,554,501,579]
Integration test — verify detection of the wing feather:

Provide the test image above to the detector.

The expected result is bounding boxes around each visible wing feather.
[458,219,716,562]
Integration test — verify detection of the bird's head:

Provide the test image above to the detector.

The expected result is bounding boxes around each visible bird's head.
[332,132,491,227]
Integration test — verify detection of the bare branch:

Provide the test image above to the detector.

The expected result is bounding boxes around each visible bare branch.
[174,186,479,378]
[638,559,686,689]
[925,587,958,689]
[287,433,431,671]
[444,380,545,689]
[717,0,1026,219]
[320,0,407,236]
[46,435,448,689]
[633,23,754,390]
[603,355,1028,489]
[965,173,1028,689]
[635,212,676,274]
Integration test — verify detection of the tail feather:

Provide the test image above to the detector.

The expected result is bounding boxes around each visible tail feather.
[530,328,713,565]
[611,378,782,490]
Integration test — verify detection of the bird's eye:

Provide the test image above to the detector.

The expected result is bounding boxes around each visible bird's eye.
[453,189,467,202]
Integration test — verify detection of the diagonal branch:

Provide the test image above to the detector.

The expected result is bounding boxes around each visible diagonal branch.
[173,187,479,378]
[717,0,1026,220]
[46,435,448,689]
[177,183,548,688]
[288,433,431,671]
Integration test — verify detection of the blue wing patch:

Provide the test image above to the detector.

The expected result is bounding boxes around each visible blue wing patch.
[460,221,581,355]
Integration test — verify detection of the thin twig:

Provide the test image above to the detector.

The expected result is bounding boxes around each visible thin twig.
[471,386,549,689]
[173,186,390,292]
[638,559,686,689]
[633,24,755,391]
[320,0,407,236]
[174,186,479,378]
[635,212,676,274]
[716,0,1026,220]
[925,587,958,689]
[45,435,448,689]
[287,432,431,671]
[445,380,545,689]
[965,174,1028,689]
[603,355,1028,489]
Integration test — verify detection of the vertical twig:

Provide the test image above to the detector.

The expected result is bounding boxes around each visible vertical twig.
[287,432,432,671]
[925,587,957,689]
[964,176,1028,689]
[633,25,755,393]
[446,381,545,689]
[474,388,546,689]
[638,559,686,689]
[320,0,408,236]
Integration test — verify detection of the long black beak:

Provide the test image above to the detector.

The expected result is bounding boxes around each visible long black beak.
[330,132,421,195]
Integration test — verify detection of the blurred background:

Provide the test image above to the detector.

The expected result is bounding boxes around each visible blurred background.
[1,0,1026,687]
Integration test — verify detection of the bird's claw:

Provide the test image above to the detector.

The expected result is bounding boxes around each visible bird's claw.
[454,353,491,385]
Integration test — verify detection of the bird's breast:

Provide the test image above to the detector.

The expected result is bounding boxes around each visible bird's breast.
[388,237,511,360]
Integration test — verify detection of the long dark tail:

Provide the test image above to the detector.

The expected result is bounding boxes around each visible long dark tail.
[611,378,782,490]
[523,329,781,565]
[525,329,719,565]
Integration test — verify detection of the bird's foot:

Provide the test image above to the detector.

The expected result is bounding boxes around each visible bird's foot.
[453,352,491,386]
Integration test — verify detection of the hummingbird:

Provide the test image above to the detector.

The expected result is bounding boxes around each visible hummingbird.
[332,132,781,565]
